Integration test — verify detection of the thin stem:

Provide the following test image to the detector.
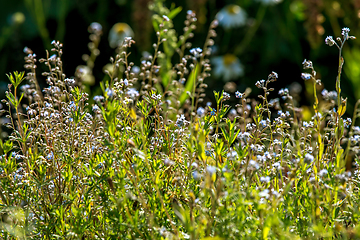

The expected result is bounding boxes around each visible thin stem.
[234,5,267,56]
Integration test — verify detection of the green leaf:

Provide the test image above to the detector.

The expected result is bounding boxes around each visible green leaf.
[6,71,25,88]
[167,6,182,19]
[337,98,347,117]
[179,64,200,106]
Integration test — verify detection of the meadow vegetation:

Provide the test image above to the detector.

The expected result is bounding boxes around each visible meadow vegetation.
[1,3,360,240]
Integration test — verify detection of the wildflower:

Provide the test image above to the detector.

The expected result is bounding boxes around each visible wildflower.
[210,109,216,116]
[269,71,278,79]
[325,36,336,46]
[257,155,266,163]
[235,91,243,98]
[249,160,259,169]
[92,105,101,114]
[20,84,31,94]
[312,112,322,120]
[27,107,36,116]
[108,23,134,48]
[227,151,238,160]
[344,118,352,128]
[255,79,266,88]
[273,162,281,170]
[46,152,54,160]
[206,165,217,175]
[269,98,279,108]
[304,153,314,164]
[212,54,244,81]
[319,169,328,178]
[237,131,250,142]
[192,171,201,180]
[64,78,75,85]
[259,189,270,199]
[341,27,350,40]
[12,152,22,160]
[51,86,60,93]
[93,95,104,102]
[260,176,271,183]
[302,59,313,69]
[162,15,170,22]
[23,46,32,54]
[302,121,313,128]
[176,114,186,127]
[301,73,312,81]
[246,123,254,131]
[45,102,53,108]
[353,126,360,134]
[105,88,114,98]
[278,88,289,96]
[197,107,205,117]
[223,92,230,100]
[205,150,212,157]
[127,88,139,99]
[49,54,57,61]
[216,5,247,29]
[190,47,202,58]
[327,91,337,101]
[259,120,267,128]
[151,93,162,100]
[264,151,271,160]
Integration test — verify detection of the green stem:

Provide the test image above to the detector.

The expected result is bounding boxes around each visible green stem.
[234,5,267,55]
[33,0,51,50]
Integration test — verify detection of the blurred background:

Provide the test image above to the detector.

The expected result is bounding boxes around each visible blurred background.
[1,0,360,113]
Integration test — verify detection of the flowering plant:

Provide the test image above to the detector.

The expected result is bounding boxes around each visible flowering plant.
[1,3,360,239]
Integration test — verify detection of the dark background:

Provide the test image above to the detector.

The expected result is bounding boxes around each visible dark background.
[1,0,360,112]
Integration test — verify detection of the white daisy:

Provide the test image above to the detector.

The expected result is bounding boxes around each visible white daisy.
[212,54,244,81]
[108,23,134,48]
[216,5,247,29]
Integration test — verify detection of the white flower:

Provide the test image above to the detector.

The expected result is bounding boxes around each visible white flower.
[212,54,244,81]
[325,36,335,46]
[190,48,203,58]
[319,169,328,178]
[257,0,282,5]
[304,153,314,164]
[197,107,205,117]
[301,73,312,81]
[108,23,134,48]
[127,88,139,99]
[206,166,217,175]
[260,176,271,183]
[162,15,170,22]
[216,5,247,29]
[341,27,350,40]
[227,151,238,161]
